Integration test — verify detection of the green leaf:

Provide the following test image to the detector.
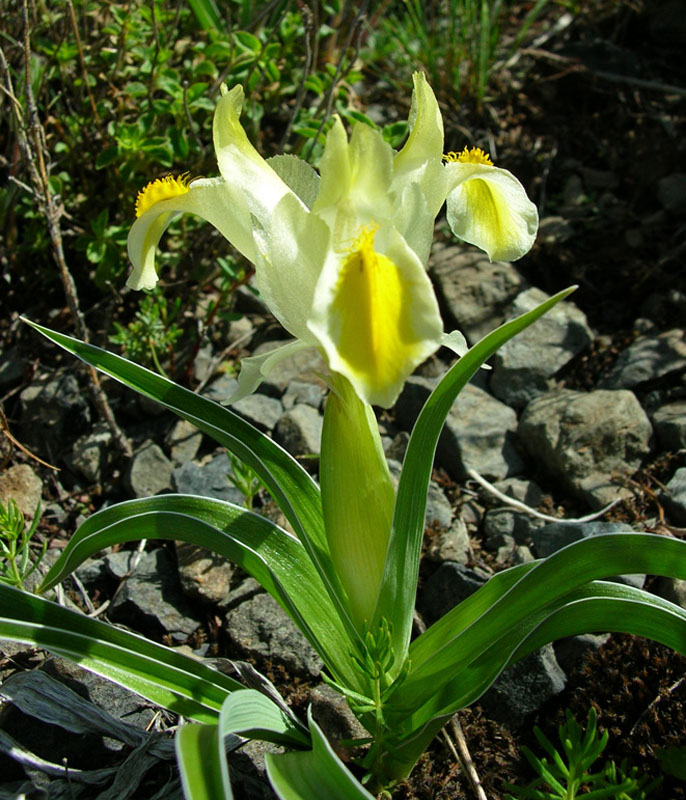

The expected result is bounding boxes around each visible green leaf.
[21,320,355,645]
[219,690,310,748]
[265,709,375,800]
[176,723,232,800]
[396,533,686,714]
[657,745,686,780]
[38,494,360,689]
[187,0,223,32]
[0,583,240,723]
[374,286,577,669]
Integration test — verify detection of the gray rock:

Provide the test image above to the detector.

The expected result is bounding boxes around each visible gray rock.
[225,592,323,678]
[490,287,593,409]
[282,380,324,410]
[494,542,535,567]
[203,373,239,404]
[385,431,410,462]
[251,340,327,394]
[126,441,173,498]
[273,404,322,459]
[395,377,524,481]
[388,458,453,531]
[229,739,280,800]
[69,423,114,482]
[0,346,28,390]
[553,634,610,675]
[429,245,525,344]
[232,393,284,431]
[491,478,544,508]
[599,329,686,389]
[663,467,686,525]
[19,372,90,457]
[479,645,566,728]
[0,464,42,519]
[166,419,203,466]
[418,562,490,624]
[653,576,686,609]
[173,452,246,505]
[219,576,263,612]
[518,389,653,508]
[657,173,686,213]
[483,508,544,545]
[530,521,645,588]
[538,215,575,244]
[175,541,233,605]
[108,548,202,641]
[651,400,686,450]
[531,520,632,557]
[309,684,367,748]
[426,518,472,563]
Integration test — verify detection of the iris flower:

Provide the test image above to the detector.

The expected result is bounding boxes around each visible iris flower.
[128,73,538,408]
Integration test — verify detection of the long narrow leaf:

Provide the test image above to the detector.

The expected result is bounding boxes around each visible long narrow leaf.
[393,533,686,712]
[374,286,577,666]
[0,583,240,723]
[176,723,232,800]
[22,319,356,641]
[381,582,686,777]
[219,690,310,748]
[265,710,375,800]
[38,495,360,688]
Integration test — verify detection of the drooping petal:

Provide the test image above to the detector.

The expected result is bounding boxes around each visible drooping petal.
[126,177,255,290]
[393,72,448,218]
[308,225,443,408]
[226,339,315,404]
[445,161,539,262]
[214,85,304,228]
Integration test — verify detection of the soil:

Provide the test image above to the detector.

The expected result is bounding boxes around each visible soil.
[2,1,686,798]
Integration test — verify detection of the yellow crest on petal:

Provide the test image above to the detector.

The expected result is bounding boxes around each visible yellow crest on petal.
[135,172,192,218]
[331,225,415,393]
[443,146,493,166]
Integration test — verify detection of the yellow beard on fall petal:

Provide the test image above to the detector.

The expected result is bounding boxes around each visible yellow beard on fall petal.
[330,226,416,393]
[443,146,493,165]
[135,173,192,218]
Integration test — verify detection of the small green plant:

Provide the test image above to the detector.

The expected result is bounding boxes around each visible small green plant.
[110,291,183,375]
[0,498,46,591]
[505,707,661,799]
[226,452,264,511]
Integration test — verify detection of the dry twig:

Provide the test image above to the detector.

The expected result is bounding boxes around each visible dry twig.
[0,3,132,457]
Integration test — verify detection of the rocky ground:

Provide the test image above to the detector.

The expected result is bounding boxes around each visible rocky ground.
[2,1,686,798]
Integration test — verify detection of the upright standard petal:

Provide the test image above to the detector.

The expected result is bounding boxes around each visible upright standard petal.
[308,225,443,408]
[127,177,255,290]
[393,72,447,218]
[444,149,538,262]
[213,85,304,228]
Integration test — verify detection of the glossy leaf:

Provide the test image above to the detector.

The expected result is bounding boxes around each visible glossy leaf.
[38,495,360,689]
[0,583,240,723]
[374,287,577,669]
[176,723,231,800]
[265,709,375,800]
[218,689,310,748]
[23,319,357,650]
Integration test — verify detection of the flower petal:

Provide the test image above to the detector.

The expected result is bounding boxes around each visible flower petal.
[226,339,315,404]
[309,226,443,408]
[267,154,320,210]
[393,72,447,218]
[214,85,302,227]
[126,177,255,290]
[445,162,539,262]
[257,192,331,343]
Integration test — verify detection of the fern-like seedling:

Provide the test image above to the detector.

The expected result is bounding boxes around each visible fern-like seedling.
[504,707,661,799]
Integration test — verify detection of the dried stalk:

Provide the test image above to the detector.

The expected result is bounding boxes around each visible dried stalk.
[2,2,132,457]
